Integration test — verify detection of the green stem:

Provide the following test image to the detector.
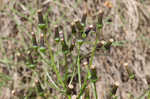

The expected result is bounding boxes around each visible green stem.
[88,33,99,99]
[68,95,71,99]
[77,45,82,88]
[44,36,66,91]
[77,75,88,99]
[64,53,68,84]
[92,83,98,99]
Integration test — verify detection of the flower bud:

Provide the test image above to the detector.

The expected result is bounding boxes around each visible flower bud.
[84,25,93,35]
[37,9,46,30]
[97,10,104,28]
[59,31,64,42]
[104,1,113,8]
[81,11,87,25]
[83,61,88,67]
[77,39,83,46]
[59,31,68,53]
[71,22,76,35]
[96,40,106,50]
[31,32,38,49]
[146,75,150,85]
[54,25,60,42]
[110,81,120,95]
[11,90,16,95]
[39,33,46,52]
[90,65,98,82]
[68,84,74,89]
[124,63,135,79]
[72,95,77,99]
[37,9,44,24]
[70,39,75,51]
[75,19,84,33]
[104,39,114,50]
[40,33,44,47]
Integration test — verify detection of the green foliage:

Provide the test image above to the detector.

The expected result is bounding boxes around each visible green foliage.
[0,73,11,93]
[0,0,129,98]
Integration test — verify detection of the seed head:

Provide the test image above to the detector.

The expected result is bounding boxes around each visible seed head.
[72,95,77,99]
[104,1,113,8]
[11,90,16,95]
[83,61,88,66]
[68,84,74,89]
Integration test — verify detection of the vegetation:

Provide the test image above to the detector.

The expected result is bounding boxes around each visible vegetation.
[0,0,150,99]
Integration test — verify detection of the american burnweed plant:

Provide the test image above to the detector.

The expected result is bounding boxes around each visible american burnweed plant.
[0,1,138,99]
[1,0,150,99]
[23,8,117,99]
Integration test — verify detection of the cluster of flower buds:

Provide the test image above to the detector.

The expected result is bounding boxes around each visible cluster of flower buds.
[96,39,114,50]
[74,20,94,39]
[31,32,46,52]
[69,11,95,41]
